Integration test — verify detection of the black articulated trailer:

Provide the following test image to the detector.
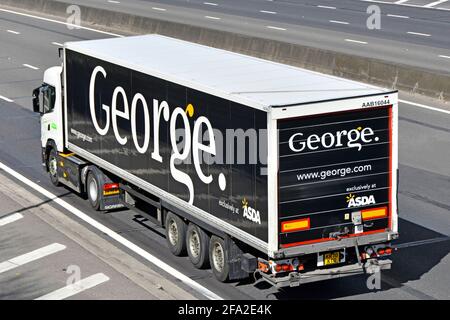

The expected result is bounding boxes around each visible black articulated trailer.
[33,35,398,288]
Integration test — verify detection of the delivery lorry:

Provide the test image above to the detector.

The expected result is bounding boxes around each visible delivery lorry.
[33,34,398,287]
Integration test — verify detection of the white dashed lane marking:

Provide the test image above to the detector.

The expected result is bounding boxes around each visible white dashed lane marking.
[424,0,449,8]
[345,39,368,44]
[329,20,350,25]
[0,213,23,226]
[0,95,14,102]
[267,25,287,30]
[407,31,431,37]
[35,273,110,300]
[23,64,39,70]
[387,14,409,18]
[0,243,66,274]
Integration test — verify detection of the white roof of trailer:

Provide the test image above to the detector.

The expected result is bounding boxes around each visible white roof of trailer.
[65,34,387,109]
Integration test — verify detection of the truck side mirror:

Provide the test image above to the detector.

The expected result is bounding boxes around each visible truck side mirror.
[32,87,40,113]
[32,86,44,114]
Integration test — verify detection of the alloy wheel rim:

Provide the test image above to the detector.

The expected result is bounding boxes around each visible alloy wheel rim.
[189,230,201,258]
[212,242,225,273]
[89,178,98,202]
[168,219,179,246]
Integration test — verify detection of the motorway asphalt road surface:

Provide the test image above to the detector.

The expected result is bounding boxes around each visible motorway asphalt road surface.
[0,171,196,299]
[0,5,449,299]
[38,0,450,73]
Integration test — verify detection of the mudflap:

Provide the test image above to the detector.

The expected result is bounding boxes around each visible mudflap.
[84,165,124,211]
[225,237,257,281]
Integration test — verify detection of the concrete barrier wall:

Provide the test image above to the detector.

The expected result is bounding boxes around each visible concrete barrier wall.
[2,0,449,102]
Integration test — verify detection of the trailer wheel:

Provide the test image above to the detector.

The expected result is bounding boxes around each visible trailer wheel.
[209,235,229,282]
[165,212,187,256]
[47,148,60,187]
[87,171,101,211]
[186,223,210,269]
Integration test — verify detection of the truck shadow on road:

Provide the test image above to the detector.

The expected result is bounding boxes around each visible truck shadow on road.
[0,191,73,221]
[248,218,450,299]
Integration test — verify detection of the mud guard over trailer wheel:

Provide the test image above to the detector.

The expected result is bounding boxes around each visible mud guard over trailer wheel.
[81,166,123,212]
[186,223,210,269]
[165,212,187,256]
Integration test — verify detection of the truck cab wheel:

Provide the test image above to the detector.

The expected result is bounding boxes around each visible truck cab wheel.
[165,212,187,256]
[87,171,101,211]
[209,235,229,282]
[47,148,60,187]
[186,223,210,269]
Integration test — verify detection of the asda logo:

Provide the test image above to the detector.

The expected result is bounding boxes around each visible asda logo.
[288,126,379,153]
[242,198,261,224]
[346,193,376,208]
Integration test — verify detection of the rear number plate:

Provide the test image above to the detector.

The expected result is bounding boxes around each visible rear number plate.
[317,249,345,267]
[324,252,340,266]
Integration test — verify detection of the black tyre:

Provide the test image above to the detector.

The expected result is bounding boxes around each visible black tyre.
[186,223,210,269]
[165,212,187,256]
[87,171,101,211]
[209,235,229,282]
[47,148,60,187]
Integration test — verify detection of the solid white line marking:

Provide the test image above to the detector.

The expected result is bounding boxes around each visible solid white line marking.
[399,99,450,115]
[387,14,409,18]
[35,273,110,300]
[329,20,349,25]
[52,42,63,46]
[424,0,448,8]
[407,31,431,36]
[266,26,286,30]
[23,64,39,70]
[437,6,450,10]
[204,15,221,20]
[7,29,20,34]
[438,54,450,59]
[0,213,23,226]
[317,5,336,9]
[0,95,14,102]
[0,243,66,274]
[0,162,223,300]
[152,7,167,11]
[203,2,218,5]
[0,8,123,37]
[345,39,368,44]
[260,10,277,14]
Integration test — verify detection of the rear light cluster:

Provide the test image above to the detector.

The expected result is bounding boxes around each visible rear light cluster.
[103,183,120,196]
[378,247,393,255]
[275,264,295,272]
[258,258,304,275]
[360,245,393,260]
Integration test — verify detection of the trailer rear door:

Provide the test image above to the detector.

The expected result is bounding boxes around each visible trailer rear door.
[278,106,393,248]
